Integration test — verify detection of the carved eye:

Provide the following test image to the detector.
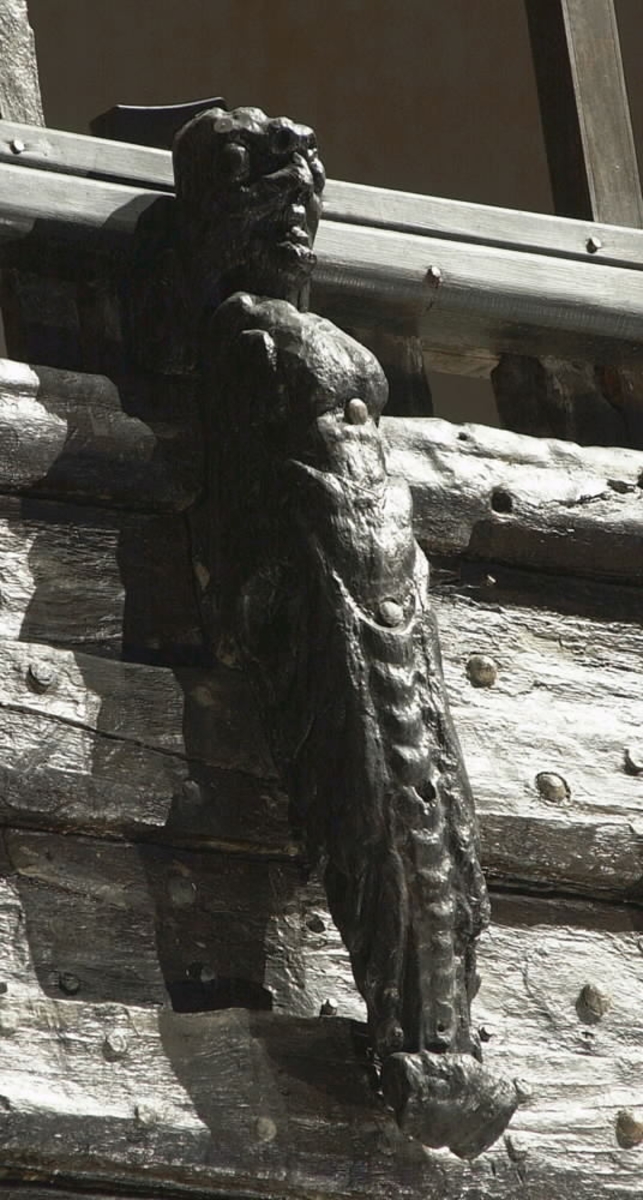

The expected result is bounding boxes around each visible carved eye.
[220,141,250,182]
[271,125,297,154]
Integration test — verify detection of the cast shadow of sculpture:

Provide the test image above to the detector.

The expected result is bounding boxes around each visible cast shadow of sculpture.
[9,415,285,1016]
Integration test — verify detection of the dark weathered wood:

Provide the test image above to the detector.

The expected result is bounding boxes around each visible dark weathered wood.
[526,0,643,226]
[0,889,640,1197]
[5,164,643,369]
[0,637,288,851]
[0,1,43,125]
[0,495,202,661]
[91,98,227,150]
[6,118,643,272]
[0,358,200,509]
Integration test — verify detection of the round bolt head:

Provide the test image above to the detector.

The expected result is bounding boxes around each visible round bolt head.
[256,1115,277,1143]
[624,747,643,776]
[346,398,369,425]
[58,971,81,995]
[378,598,405,627]
[168,875,196,907]
[577,982,611,1021]
[319,998,338,1017]
[535,771,570,803]
[426,265,443,285]
[466,653,497,688]
[27,661,56,693]
[586,235,603,254]
[103,1030,129,1061]
[616,1109,643,1149]
[10,138,25,154]
[478,1024,494,1042]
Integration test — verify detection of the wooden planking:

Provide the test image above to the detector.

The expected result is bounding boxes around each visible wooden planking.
[0,637,287,850]
[384,416,643,582]
[432,571,643,898]
[0,358,200,510]
[0,495,202,661]
[0,830,300,1013]
[0,571,642,899]
[5,165,643,368]
[0,888,640,1196]
[5,117,643,271]
[526,0,643,226]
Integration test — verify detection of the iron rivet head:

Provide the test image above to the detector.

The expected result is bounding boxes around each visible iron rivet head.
[168,875,196,908]
[103,1030,129,1061]
[624,747,643,776]
[577,982,611,1021]
[27,661,56,693]
[535,771,570,802]
[378,598,404,627]
[586,235,603,254]
[256,1115,277,1143]
[616,1109,643,1149]
[479,1024,494,1042]
[319,998,338,1017]
[58,971,80,995]
[466,654,497,688]
[426,265,443,285]
[346,398,369,425]
[134,1103,155,1127]
[9,138,25,155]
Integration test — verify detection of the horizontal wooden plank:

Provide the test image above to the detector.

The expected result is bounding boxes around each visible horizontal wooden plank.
[5,118,643,272]
[0,885,640,1196]
[0,358,200,510]
[0,638,286,849]
[384,416,643,582]
[0,563,641,900]
[0,495,202,661]
[4,163,643,367]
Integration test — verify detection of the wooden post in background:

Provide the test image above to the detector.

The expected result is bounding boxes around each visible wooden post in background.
[493,0,643,448]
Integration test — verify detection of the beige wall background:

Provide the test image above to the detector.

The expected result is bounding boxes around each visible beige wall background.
[23,0,643,423]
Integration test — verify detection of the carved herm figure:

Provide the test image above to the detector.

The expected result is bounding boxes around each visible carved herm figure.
[173,105,518,1157]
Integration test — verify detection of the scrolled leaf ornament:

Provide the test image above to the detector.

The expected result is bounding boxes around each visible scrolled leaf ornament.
[173,105,518,1158]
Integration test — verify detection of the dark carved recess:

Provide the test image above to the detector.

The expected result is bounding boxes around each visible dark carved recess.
[172,104,518,1157]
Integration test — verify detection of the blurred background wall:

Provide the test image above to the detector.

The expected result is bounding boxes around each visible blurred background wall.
[23,0,643,424]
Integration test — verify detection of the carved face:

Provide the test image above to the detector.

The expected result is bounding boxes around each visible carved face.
[173,106,326,305]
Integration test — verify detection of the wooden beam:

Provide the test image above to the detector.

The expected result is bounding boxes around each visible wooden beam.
[0,357,200,511]
[526,0,643,226]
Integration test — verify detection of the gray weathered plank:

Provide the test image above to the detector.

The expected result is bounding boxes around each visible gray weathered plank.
[4,163,643,368]
[0,638,287,850]
[5,117,643,272]
[0,889,640,1197]
[384,416,643,581]
[0,357,200,510]
[0,567,641,899]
